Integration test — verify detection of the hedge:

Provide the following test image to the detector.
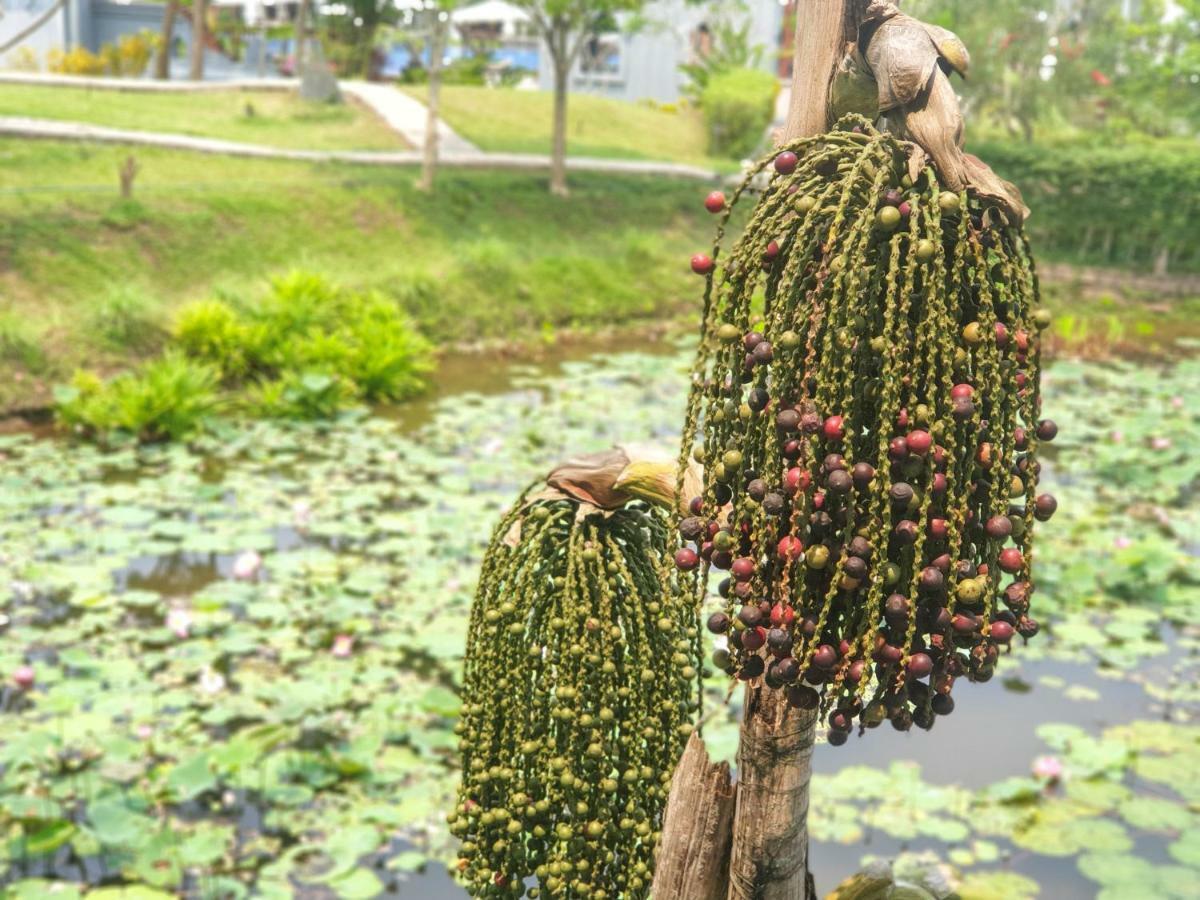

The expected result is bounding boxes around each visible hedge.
[976,140,1200,275]
[702,68,778,160]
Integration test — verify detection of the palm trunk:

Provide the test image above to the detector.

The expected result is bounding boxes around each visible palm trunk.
[154,0,178,80]
[550,54,569,197]
[417,13,446,192]
[188,0,205,80]
[653,3,864,897]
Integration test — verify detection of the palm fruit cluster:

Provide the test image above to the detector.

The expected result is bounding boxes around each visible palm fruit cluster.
[451,492,701,897]
[676,116,1057,742]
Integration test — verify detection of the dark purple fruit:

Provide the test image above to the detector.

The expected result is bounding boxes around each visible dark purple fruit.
[776,409,801,432]
[1036,419,1058,442]
[1035,494,1057,521]
[679,516,705,541]
[707,612,730,634]
[739,655,765,679]
[826,470,852,494]
[738,605,762,628]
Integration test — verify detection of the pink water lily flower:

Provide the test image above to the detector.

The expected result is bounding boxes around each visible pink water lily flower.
[292,500,313,529]
[166,607,192,639]
[1150,436,1172,451]
[1113,535,1133,550]
[331,634,354,658]
[1032,755,1063,781]
[232,550,262,580]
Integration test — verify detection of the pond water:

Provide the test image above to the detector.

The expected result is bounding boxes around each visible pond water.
[0,338,1196,900]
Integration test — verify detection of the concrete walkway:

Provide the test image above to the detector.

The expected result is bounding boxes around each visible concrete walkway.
[0,72,720,179]
[0,115,721,180]
[338,80,477,154]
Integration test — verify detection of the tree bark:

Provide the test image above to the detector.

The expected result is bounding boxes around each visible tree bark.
[154,0,178,80]
[651,734,736,900]
[418,12,446,192]
[550,53,569,197]
[782,0,856,142]
[188,0,205,81]
[728,689,818,899]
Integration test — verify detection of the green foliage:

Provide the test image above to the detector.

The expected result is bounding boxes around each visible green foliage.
[979,139,1200,273]
[176,272,433,405]
[701,67,777,159]
[909,0,1200,140]
[54,352,221,442]
[678,14,765,103]
[173,299,249,377]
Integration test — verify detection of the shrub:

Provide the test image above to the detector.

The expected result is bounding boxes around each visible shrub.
[174,271,433,408]
[976,139,1200,274]
[55,352,221,442]
[47,47,106,76]
[702,68,777,159]
[174,299,251,377]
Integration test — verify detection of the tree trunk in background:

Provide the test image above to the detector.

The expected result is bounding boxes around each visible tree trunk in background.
[654,3,864,897]
[188,0,205,80]
[294,0,308,70]
[418,13,446,192]
[154,0,178,80]
[549,39,569,197]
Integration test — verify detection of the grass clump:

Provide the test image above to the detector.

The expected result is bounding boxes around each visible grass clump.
[55,352,221,442]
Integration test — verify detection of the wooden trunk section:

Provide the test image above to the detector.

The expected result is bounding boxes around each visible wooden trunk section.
[728,687,819,900]
[651,733,736,900]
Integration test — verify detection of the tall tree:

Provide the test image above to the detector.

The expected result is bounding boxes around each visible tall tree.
[154,0,180,80]
[513,0,648,196]
[188,0,206,80]
[418,5,450,192]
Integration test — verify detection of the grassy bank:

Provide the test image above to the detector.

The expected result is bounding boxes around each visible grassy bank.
[0,138,715,412]
[0,84,406,150]
[400,84,737,171]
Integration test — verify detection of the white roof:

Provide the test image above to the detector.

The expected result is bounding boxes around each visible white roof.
[451,0,530,26]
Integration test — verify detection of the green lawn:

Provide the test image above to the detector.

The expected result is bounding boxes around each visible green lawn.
[404,85,737,171]
[0,84,407,151]
[0,138,716,412]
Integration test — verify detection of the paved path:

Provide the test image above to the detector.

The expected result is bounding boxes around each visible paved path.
[0,115,721,180]
[338,80,477,154]
[0,72,721,179]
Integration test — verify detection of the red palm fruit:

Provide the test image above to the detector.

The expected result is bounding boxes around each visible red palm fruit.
[906,652,934,678]
[906,429,932,455]
[785,467,810,495]
[873,644,904,664]
[989,620,1015,642]
[690,253,714,275]
[763,240,781,260]
[777,536,805,561]
[769,602,795,628]
[741,626,767,652]
[927,518,948,540]
[998,548,1023,573]
[1014,426,1028,450]
[674,548,699,570]
[889,437,909,459]
[731,557,756,582]
[822,415,845,440]
[994,322,1009,347]
[986,515,1013,539]
[952,613,980,634]
[896,407,910,428]
[951,383,974,400]
[774,150,798,174]
[931,472,948,495]
[812,644,838,668]
[704,190,726,213]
